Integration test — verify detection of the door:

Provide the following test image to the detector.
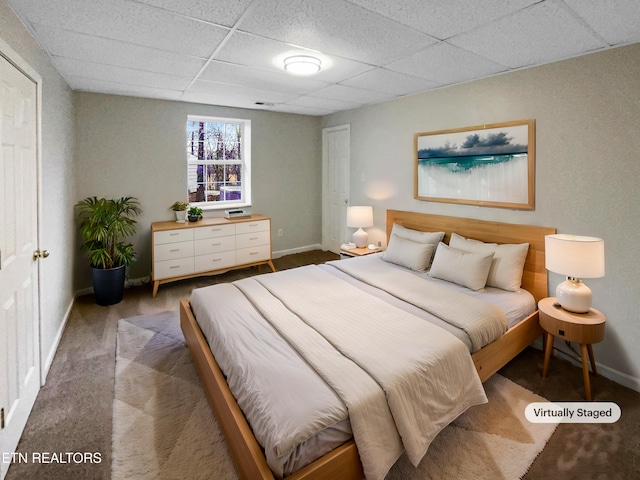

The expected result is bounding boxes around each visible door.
[0,50,41,480]
[322,124,350,254]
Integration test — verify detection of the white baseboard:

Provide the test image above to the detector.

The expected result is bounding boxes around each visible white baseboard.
[597,362,640,393]
[272,243,324,259]
[530,338,640,393]
[41,297,74,385]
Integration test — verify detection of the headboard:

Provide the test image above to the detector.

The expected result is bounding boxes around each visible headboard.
[386,210,556,302]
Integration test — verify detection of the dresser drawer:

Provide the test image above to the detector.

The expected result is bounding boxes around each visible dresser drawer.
[154,229,194,245]
[154,241,194,261]
[237,244,271,264]
[194,224,236,240]
[151,216,274,297]
[195,250,237,273]
[236,230,270,249]
[194,235,236,256]
[236,219,270,235]
[154,257,195,280]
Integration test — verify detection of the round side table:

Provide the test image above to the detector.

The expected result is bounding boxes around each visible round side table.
[538,297,606,401]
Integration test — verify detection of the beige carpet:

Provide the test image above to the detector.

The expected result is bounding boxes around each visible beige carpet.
[112,311,558,480]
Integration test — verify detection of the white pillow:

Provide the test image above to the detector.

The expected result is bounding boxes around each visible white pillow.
[449,233,529,292]
[391,223,444,245]
[428,242,494,290]
[383,234,435,272]
[390,224,444,265]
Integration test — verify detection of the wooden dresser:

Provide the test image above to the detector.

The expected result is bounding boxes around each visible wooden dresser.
[151,215,275,297]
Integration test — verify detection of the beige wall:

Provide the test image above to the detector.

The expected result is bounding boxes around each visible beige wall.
[1,0,76,377]
[4,0,639,392]
[73,93,322,287]
[323,43,640,390]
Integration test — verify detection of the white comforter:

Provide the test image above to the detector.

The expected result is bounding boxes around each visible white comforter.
[190,256,527,479]
[330,258,508,352]
[234,265,490,479]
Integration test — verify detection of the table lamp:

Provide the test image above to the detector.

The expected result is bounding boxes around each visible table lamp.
[545,234,605,313]
[347,206,373,248]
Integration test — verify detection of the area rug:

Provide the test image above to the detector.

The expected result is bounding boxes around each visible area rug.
[112,311,558,480]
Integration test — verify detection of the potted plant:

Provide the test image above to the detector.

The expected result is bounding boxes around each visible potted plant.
[187,205,203,222]
[76,196,142,306]
[170,201,188,223]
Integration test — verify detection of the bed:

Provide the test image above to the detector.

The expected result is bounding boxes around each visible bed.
[179,210,556,480]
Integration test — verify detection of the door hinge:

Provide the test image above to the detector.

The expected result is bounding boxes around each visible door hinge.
[1,407,5,429]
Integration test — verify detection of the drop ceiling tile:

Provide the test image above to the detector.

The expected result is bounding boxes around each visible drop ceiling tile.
[562,0,640,46]
[199,61,330,94]
[179,90,260,110]
[238,0,436,64]
[31,24,207,77]
[340,68,441,95]
[270,103,334,116]
[286,95,363,112]
[186,79,299,105]
[386,42,507,85]
[8,0,640,117]
[449,1,607,69]
[309,84,394,105]
[68,76,183,101]
[13,0,229,58]
[347,0,539,40]
[214,32,374,82]
[53,57,194,91]
[132,0,254,27]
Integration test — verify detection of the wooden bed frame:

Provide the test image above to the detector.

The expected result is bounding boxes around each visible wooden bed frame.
[179,210,556,480]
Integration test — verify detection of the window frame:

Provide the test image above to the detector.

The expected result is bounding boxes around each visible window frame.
[186,114,252,210]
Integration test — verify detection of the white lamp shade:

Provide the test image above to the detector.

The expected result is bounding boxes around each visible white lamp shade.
[545,234,605,313]
[545,234,605,278]
[347,206,373,228]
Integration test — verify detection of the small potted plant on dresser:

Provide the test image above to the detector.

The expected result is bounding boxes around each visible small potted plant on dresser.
[170,201,188,223]
[75,196,142,306]
[187,205,203,222]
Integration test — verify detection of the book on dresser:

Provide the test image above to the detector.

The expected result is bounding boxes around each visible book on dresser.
[151,214,276,297]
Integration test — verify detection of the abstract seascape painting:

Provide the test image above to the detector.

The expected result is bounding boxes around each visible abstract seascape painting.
[414,119,535,209]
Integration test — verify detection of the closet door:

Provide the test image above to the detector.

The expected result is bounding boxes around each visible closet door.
[322,124,350,254]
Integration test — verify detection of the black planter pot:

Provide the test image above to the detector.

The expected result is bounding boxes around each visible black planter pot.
[91,264,126,306]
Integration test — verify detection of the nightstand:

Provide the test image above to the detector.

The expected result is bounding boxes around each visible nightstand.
[538,297,606,401]
[340,246,382,259]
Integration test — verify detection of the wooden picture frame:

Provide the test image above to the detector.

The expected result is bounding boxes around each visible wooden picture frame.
[414,119,535,210]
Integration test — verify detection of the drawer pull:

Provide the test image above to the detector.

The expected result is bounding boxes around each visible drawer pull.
[250,236,258,241]
[170,248,180,252]
[211,243,221,246]
[170,265,180,269]
[211,258,221,262]
[170,233,180,236]
[249,251,258,255]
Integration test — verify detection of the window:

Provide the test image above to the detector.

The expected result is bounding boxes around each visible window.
[186,115,251,208]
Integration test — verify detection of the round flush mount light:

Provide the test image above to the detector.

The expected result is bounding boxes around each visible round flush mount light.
[283,55,321,75]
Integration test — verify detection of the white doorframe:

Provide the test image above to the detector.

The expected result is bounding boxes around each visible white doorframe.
[0,37,43,381]
[0,37,43,480]
[321,124,350,254]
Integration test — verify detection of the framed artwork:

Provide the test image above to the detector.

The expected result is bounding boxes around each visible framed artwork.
[414,119,535,210]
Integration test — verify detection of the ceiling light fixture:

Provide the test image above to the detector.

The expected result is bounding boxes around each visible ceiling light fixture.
[283,55,321,75]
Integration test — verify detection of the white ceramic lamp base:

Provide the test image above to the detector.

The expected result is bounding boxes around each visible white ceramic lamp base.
[556,277,592,313]
[352,228,368,248]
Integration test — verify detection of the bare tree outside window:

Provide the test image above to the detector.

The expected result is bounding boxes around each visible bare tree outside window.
[186,116,251,207]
